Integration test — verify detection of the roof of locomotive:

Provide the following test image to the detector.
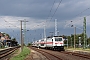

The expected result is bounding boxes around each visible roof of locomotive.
[47,36,62,38]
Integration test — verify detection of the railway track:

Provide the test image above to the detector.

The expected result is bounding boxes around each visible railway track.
[60,51,90,59]
[30,47,90,60]
[41,49,90,60]
[41,48,90,60]
[0,46,20,60]
[30,47,63,60]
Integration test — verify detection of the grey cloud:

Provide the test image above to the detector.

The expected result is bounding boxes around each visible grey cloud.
[0,0,90,20]
[1,0,90,44]
[0,0,55,18]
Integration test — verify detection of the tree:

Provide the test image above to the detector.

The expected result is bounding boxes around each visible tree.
[27,43,32,46]
[12,38,16,41]
[87,37,90,45]
[2,33,11,39]
[63,33,90,48]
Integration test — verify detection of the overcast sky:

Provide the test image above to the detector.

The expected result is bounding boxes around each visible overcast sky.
[0,0,90,44]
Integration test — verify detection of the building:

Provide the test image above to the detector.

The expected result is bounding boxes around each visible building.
[0,32,18,48]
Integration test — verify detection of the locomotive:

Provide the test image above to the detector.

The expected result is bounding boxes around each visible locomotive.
[32,36,64,51]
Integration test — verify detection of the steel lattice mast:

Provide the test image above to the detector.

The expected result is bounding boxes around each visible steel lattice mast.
[83,17,86,49]
[55,19,57,36]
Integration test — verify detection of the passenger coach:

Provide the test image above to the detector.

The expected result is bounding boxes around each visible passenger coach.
[32,36,64,51]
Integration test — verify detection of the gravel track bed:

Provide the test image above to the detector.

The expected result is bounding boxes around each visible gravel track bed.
[25,49,48,60]
[36,48,90,60]
[26,47,90,60]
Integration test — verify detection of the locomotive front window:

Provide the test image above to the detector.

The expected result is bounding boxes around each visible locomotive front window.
[55,38,62,41]
[41,44,44,46]
[41,40,44,41]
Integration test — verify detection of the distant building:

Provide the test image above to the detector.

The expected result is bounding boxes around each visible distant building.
[0,32,4,42]
[1,37,5,41]
[0,32,18,48]
[0,32,10,41]
[4,35,10,40]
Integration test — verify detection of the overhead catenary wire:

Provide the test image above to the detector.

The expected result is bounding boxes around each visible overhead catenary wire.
[0,17,20,39]
[0,16,20,29]
[46,0,62,25]
[41,0,62,37]
[50,0,62,21]
[74,7,90,22]
[0,20,19,38]
[65,7,90,28]
[46,0,56,21]
[27,0,62,31]
[4,19,20,28]
[41,0,56,35]
[45,0,62,31]
[0,23,15,38]
[75,7,90,17]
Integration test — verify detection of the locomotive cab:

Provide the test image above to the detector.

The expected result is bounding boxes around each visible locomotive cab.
[52,36,64,51]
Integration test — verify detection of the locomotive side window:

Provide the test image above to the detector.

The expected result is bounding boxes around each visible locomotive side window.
[52,39,53,41]
[55,38,62,41]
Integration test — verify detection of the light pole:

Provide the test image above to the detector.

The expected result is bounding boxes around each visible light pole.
[71,37,72,48]
[74,26,76,49]
[67,39,68,48]
[71,21,76,49]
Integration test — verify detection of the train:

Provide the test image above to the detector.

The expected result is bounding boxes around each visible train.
[32,36,64,51]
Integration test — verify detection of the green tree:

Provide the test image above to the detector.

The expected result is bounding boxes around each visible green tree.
[2,33,11,39]
[64,33,89,48]
[12,38,16,41]
[27,43,32,46]
[87,37,90,45]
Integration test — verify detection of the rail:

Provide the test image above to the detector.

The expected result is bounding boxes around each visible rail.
[0,46,20,59]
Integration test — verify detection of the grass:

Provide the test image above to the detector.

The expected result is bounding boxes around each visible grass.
[65,47,90,52]
[10,46,30,60]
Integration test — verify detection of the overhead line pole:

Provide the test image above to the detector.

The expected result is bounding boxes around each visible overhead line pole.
[19,20,28,52]
[44,21,46,38]
[83,17,86,49]
[23,20,28,45]
[74,26,76,49]
[55,19,57,36]
[20,20,23,52]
